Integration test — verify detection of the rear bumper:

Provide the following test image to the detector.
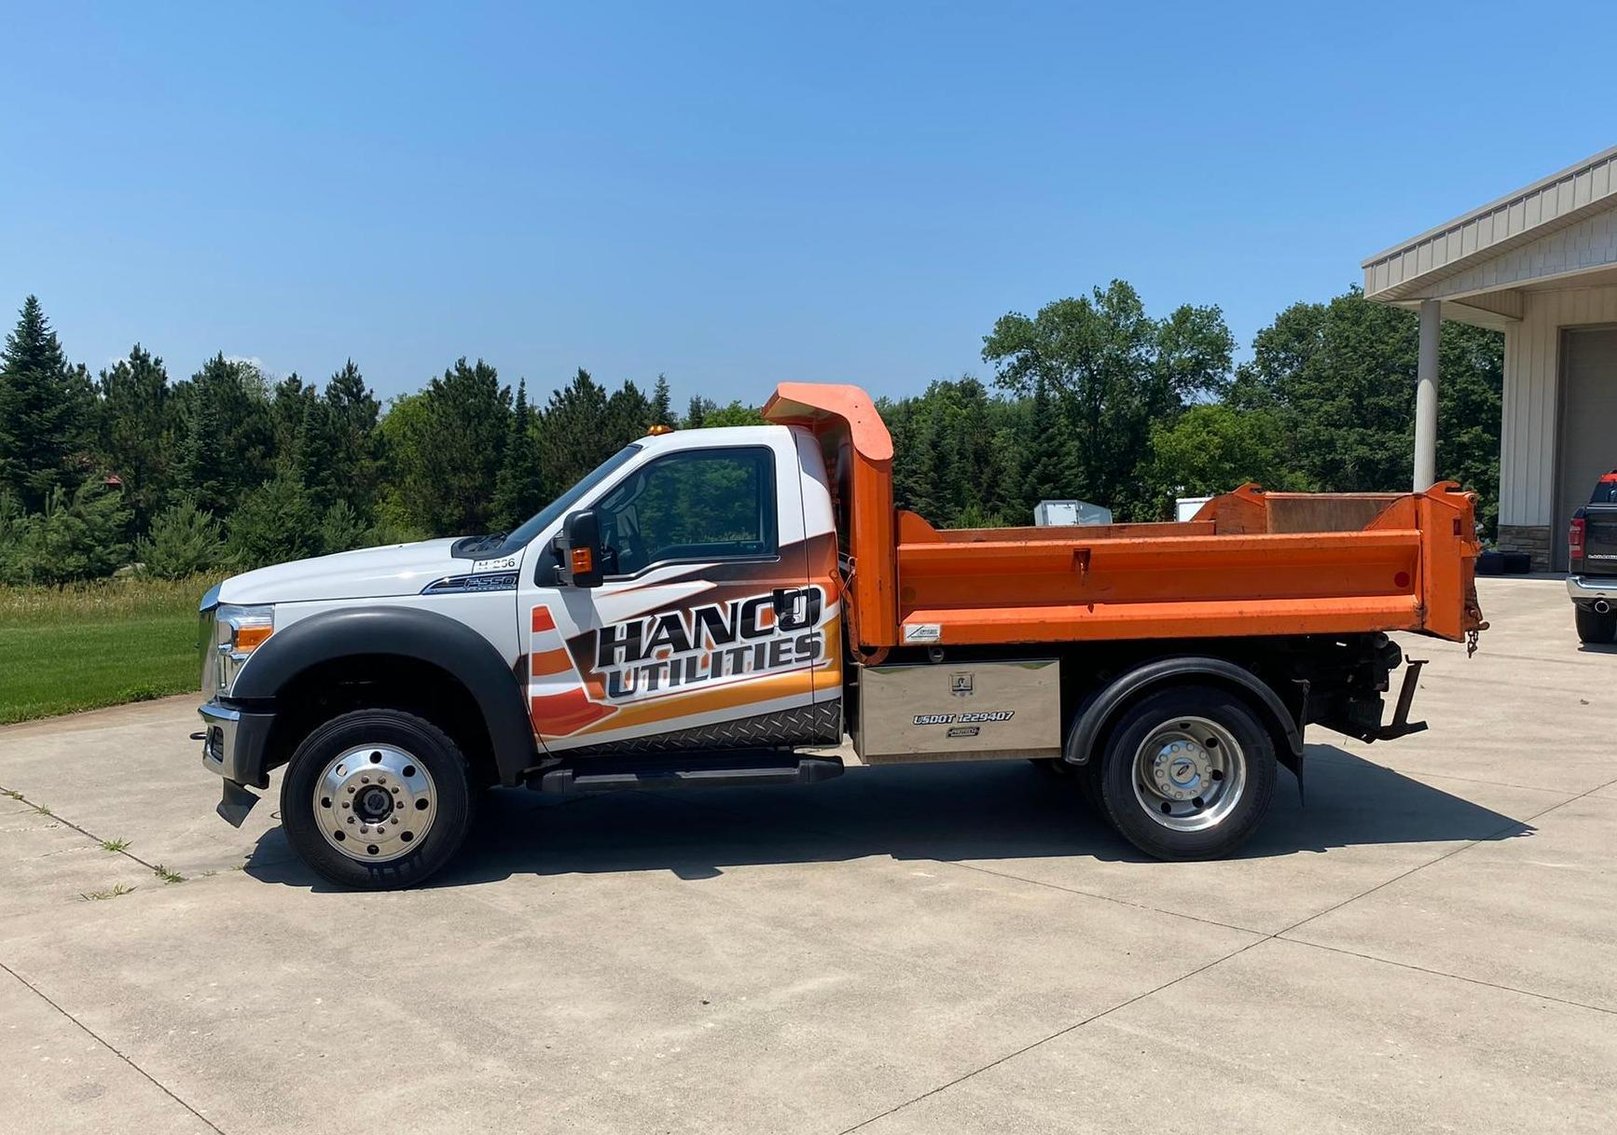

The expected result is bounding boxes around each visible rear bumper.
[1566,575,1617,605]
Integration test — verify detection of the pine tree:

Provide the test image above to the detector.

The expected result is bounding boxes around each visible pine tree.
[400,358,509,535]
[0,296,89,509]
[540,369,614,495]
[96,345,173,530]
[1020,378,1078,519]
[136,498,229,579]
[318,499,369,555]
[172,354,275,511]
[492,379,545,530]
[228,468,322,567]
[176,392,230,514]
[1,482,131,585]
[605,379,655,445]
[651,374,673,425]
[317,361,382,516]
[271,374,319,487]
[684,395,714,429]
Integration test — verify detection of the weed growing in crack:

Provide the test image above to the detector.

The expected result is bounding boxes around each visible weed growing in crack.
[80,884,136,901]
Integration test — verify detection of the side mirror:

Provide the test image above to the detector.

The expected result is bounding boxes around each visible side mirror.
[554,510,604,588]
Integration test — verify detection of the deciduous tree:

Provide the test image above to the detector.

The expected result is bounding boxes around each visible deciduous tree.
[983,281,1233,519]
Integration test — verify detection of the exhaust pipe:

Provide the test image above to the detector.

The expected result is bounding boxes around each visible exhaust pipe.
[1595,599,1612,615]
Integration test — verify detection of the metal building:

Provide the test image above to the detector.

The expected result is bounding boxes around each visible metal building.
[1364,145,1617,571]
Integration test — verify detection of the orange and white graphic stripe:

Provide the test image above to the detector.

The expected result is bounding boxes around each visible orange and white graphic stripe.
[528,605,616,739]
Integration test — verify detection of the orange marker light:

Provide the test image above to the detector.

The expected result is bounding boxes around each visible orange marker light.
[236,624,274,651]
[646,424,674,436]
[570,547,594,575]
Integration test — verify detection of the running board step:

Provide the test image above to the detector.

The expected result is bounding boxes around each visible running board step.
[532,753,844,795]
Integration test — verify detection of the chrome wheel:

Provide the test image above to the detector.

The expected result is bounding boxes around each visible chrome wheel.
[313,744,437,863]
[1130,715,1246,833]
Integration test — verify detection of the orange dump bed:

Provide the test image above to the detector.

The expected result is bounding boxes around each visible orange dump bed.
[763,383,1485,652]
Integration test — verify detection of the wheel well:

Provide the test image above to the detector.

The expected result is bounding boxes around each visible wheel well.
[1080,672,1301,776]
[261,654,500,787]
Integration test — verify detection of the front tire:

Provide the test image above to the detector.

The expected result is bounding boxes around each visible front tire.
[1575,605,1617,644]
[1095,685,1277,861]
[280,709,473,890]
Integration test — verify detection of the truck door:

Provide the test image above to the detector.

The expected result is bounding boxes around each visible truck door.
[524,434,839,754]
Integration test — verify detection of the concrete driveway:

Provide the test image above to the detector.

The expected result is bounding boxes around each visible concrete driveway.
[2,576,1613,1134]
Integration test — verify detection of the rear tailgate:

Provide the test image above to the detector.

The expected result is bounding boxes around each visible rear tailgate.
[1580,503,1617,571]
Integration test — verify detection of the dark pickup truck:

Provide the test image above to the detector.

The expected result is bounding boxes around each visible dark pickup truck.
[1568,471,1617,643]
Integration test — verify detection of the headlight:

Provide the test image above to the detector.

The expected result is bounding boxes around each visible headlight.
[211,604,275,696]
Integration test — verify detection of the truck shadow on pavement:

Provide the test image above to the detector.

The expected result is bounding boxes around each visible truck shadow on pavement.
[244,745,1536,891]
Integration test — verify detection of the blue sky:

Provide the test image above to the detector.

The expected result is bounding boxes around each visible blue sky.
[3,1,1613,407]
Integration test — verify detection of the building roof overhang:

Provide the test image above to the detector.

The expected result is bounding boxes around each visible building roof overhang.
[1362,145,1617,321]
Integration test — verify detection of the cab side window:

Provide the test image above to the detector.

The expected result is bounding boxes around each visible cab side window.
[597,448,777,575]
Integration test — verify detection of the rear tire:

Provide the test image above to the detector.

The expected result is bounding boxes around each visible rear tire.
[1575,605,1617,644]
[280,709,473,890]
[1094,685,1277,861]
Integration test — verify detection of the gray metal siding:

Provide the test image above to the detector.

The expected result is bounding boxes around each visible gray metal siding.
[1499,286,1617,529]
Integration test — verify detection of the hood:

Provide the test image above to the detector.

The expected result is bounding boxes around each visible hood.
[217,538,474,604]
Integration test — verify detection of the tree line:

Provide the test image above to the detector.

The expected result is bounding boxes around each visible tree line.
[885,281,1502,531]
[0,282,1501,586]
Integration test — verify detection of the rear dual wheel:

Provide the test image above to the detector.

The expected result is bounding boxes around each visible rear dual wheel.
[280,709,473,890]
[1086,685,1277,861]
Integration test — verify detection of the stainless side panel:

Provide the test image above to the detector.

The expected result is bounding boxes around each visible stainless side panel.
[856,659,1061,764]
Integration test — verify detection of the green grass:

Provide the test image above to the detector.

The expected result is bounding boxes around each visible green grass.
[0,576,213,724]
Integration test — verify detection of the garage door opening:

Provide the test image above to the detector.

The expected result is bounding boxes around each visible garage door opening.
[1556,327,1617,571]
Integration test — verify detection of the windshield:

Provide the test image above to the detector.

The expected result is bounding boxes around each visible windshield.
[501,444,641,552]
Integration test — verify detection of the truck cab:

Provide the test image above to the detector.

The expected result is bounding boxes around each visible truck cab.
[197,383,1484,889]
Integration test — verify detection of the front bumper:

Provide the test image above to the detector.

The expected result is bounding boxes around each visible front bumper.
[197,700,277,826]
[1566,575,1617,604]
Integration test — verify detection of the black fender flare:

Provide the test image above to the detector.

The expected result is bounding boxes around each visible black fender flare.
[1064,655,1303,772]
[232,606,537,785]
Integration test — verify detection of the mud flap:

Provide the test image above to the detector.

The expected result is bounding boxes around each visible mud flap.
[1285,679,1308,806]
[1279,746,1305,806]
[216,780,259,828]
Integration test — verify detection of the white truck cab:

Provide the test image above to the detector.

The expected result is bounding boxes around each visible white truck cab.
[198,424,845,888]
